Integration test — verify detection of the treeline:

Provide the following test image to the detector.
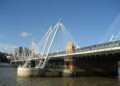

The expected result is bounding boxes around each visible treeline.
[0,52,9,63]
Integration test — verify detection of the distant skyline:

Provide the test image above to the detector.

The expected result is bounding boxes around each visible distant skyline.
[0,0,120,52]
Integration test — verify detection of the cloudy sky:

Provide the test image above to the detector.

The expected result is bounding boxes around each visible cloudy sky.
[0,0,120,52]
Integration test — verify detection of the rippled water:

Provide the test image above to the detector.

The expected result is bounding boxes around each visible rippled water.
[0,64,120,86]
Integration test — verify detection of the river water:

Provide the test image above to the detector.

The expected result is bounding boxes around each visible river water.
[0,64,120,86]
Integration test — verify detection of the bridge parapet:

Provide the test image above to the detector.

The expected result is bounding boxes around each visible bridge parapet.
[76,40,120,52]
[48,40,120,57]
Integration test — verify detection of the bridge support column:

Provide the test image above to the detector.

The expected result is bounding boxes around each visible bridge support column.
[63,41,76,77]
[109,62,118,76]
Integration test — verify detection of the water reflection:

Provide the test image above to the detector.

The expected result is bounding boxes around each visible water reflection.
[0,67,120,86]
[16,77,120,86]
[63,77,120,86]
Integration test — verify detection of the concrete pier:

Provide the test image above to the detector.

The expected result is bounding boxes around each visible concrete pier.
[63,41,76,76]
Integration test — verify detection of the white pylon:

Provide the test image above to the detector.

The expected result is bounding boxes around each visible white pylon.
[36,20,64,69]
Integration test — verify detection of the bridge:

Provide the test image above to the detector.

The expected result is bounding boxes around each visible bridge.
[12,40,120,61]
[10,20,120,77]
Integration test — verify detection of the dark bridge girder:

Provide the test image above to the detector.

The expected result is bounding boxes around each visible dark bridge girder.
[47,50,120,76]
[75,54,120,76]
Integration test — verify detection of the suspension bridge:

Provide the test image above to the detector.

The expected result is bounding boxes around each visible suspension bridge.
[10,20,120,77]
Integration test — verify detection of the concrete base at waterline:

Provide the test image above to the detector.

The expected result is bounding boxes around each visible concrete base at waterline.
[44,71,62,77]
[63,69,74,77]
[17,66,43,77]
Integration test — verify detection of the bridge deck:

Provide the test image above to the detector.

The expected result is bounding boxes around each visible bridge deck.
[11,40,120,62]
